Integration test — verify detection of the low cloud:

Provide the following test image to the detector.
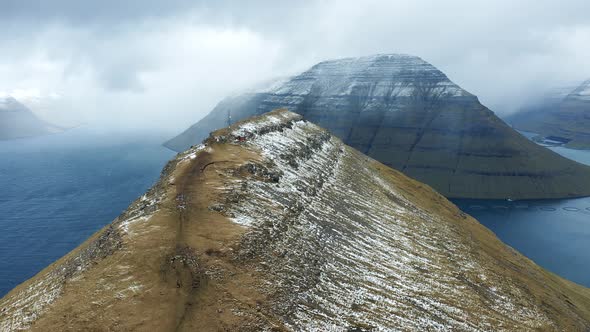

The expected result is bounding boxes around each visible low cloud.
[1,0,589,131]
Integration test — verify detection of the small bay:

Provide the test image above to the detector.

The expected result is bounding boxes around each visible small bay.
[454,143,590,287]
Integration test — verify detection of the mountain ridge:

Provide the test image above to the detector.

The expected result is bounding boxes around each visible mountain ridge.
[2,109,590,331]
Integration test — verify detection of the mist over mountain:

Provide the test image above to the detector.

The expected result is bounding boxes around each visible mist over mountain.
[2,1,590,129]
[166,54,590,200]
[0,97,61,140]
[508,79,590,149]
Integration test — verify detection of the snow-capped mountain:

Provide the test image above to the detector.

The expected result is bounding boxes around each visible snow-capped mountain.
[268,54,469,97]
[165,54,590,199]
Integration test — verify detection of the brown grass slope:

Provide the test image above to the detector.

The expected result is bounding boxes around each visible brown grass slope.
[1,109,590,331]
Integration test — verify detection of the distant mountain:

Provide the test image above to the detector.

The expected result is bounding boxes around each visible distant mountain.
[165,54,590,199]
[3,110,590,331]
[508,79,590,149]
[0,96,61,140]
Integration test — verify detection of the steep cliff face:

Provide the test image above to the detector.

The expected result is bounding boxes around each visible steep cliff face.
[510,79,590,149]
[165,54,590,199]
[0,97,60,140]
[3,110,590,331]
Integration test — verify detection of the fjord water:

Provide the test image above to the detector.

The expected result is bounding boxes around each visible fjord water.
[454,144,590,287]
[0,128,174,296]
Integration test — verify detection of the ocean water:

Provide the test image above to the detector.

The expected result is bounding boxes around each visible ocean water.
[454,145,590,288]
[0,128,175,297]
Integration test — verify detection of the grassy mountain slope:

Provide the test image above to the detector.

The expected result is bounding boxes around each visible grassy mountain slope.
[2,110,590,331]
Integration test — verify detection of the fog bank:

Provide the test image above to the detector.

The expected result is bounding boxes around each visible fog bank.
[1,0,589,131]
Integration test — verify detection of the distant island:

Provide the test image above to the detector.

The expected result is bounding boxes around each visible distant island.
[508,79,590,149]
[0,96,62,140]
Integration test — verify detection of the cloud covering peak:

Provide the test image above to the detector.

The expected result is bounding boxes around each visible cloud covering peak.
[1,0,589,131]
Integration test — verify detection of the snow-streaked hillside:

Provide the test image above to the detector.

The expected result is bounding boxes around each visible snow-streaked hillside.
[3,110,590,331]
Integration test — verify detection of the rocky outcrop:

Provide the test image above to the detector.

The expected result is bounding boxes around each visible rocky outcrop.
[0,97,60,140]
[3,109,590,331]
[509,79,590,149]
[164,54,590,199]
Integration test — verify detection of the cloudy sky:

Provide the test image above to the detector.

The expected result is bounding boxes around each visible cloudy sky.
[1,0,590,132]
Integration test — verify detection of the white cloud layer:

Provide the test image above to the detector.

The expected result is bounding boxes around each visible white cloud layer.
[1,0,589,131]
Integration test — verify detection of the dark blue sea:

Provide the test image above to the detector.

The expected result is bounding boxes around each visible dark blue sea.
[453,145,590,288]
[0,127,175,297]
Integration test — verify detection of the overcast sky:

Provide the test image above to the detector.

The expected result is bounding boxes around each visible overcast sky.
[1,0,589,132]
